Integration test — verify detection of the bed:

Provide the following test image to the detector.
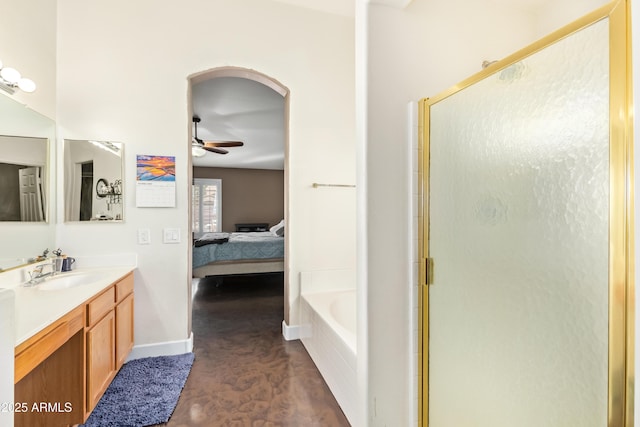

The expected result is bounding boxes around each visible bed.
[192,230,285,278]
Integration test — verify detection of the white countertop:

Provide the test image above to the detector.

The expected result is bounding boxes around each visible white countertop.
[12,266,135,346]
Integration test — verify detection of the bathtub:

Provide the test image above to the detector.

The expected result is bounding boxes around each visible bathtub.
[300,289,356,425]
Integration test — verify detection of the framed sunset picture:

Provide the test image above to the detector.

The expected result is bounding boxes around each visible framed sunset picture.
[136,155,176,181]
[136,155,176,207]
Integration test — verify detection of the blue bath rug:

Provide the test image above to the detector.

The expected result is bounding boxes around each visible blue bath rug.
[81,352,195,427]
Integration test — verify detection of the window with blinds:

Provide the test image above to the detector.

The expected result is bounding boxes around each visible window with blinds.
[192,178,221,237]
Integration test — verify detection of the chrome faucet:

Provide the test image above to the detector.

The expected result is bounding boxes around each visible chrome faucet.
[25,260,57,286]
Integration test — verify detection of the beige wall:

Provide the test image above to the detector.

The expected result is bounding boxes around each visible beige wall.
[193,167,284,232]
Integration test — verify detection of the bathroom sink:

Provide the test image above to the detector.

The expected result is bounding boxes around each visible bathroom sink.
[37,272,102,291]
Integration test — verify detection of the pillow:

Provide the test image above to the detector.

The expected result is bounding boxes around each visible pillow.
[270,219,285,237]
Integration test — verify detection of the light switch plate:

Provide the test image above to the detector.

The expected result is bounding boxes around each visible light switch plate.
[163,228,180,244]
[138,228,151,245]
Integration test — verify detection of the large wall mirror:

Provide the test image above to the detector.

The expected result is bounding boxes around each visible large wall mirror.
[0,94,55,271]
[63,139,124,222]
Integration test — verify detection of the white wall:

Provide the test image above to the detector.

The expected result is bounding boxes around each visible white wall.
[361,0,548,424]
[360,0,617,425]
[531,0,612,36]
[55,0,355,346]
[0,0,56,119]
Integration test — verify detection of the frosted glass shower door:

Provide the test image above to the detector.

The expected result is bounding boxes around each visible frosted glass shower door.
[425,15,619,427]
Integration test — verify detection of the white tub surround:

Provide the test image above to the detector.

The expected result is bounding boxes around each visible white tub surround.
[282,269,357,343]
[300,289,357,426]
[299,269,356,294]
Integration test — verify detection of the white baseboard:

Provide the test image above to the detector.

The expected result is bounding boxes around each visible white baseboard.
[282,320,301,341]
[126,332,194,362]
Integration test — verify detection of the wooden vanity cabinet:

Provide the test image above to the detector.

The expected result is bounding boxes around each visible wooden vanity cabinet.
[116,293,134,368]
[14,270,135,426]
[86,286,116,413]
[14,306,85,427]
[86,272,134,415]
[115,273,134,369]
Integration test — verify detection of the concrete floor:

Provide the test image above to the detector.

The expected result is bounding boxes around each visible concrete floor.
[160,273,350,426]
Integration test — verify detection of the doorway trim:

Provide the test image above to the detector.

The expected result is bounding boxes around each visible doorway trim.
[186,66,291,334]
[418,0,634,424]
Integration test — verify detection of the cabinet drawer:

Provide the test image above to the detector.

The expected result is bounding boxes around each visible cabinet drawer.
[116,272,134,302]
[15,306,84,384]
[87,287,115,327]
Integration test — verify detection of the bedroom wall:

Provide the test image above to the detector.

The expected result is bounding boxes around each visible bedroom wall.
[193,166,284,232]
[54,0,355,346]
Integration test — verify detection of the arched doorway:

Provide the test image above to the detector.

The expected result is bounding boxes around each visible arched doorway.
[186,67,290,336]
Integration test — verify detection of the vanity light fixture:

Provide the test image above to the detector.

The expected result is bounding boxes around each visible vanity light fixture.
[0,59,36,94]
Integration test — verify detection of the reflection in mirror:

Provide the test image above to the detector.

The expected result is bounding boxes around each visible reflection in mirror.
[0,135,48,222]
[64,139,124,222]
[0,93,55,272]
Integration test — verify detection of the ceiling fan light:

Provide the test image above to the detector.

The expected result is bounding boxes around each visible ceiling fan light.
[192,145,207,157]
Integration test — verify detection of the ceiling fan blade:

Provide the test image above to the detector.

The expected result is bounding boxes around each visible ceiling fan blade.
[193,116,234,154]
[204,141,244,147]
[203,146,229,155]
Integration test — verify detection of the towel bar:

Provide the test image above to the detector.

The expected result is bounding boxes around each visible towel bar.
[312,183,356,188]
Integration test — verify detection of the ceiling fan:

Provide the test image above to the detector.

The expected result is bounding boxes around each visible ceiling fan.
[192,115,244,156]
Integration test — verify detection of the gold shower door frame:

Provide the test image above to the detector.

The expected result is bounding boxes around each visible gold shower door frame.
[418,0,634,425]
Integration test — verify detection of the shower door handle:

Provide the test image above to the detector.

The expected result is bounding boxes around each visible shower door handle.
[424,258,433,286]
